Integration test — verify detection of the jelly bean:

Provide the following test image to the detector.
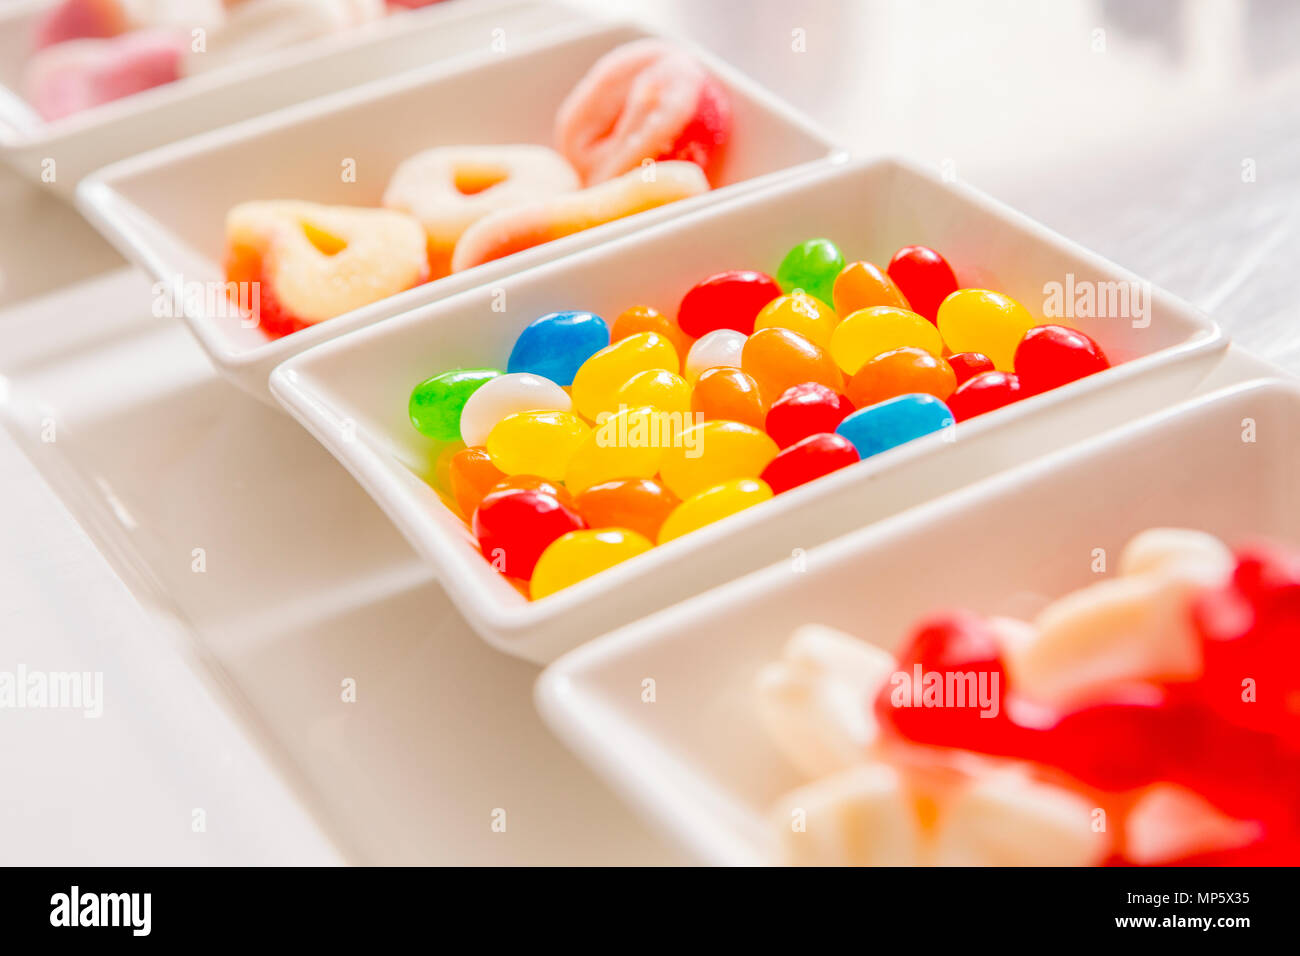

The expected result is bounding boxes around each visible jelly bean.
[485,409,591,479]
[760,432,859,494]
[410,368,500,440]
[472,487,586,579]
[458,371,571,446]
[678,269,781,337]
[614,368,692,416]
[776,238,845,307]
[936,289,1034,371]
[741,326,843,403]
[1013,324,1110,396]
[507,310,609,385]
[571,331,679,420]
[886,245,958,321]
[846,346,956,409]
[948,351,995,386]
[835,393,954,458]
[573,477,680,543]
[658,477,773,544]
[447,446,505,519]
[564,406,667,493]
[946,370,1023,422]
[833,260,911,316]
[659,420,779,499]
[691,366,766,429]
[828,306,943,376]
[611,304,693,357]
[753,292,839,348]
[430,439,467,497]
[684,328,747,384]
[765,382,854,448]
[486,474,577,511]
[530,528,655,599]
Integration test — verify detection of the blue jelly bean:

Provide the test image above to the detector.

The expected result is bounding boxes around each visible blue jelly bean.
[507,311,610,386]
[835,393,955,459]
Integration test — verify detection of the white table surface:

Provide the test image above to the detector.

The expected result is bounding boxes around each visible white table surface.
[2,0,1299,865]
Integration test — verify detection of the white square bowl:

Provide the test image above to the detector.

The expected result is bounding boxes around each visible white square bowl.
[1,0,591,193]
[268,155,1226,666]
[534,379,1300,865]
[73,18,840,400]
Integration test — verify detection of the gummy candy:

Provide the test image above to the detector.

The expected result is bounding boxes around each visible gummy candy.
[530,528,655,599]
[507,310,610,386]
[658,477,773,543]
[765,382,854,449]
[828,306,943,376]
[886,245,958,322]
[835,393,954,459]
[776,238,844,307]
[760,432,859,494]
[678,270,781,338]
[410,368,500,441]
[846,346,956,408]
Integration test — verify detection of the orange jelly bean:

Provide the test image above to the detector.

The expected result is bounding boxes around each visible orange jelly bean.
[847,346,958,408]
[691,366,767,429]
[741,326,844,403]
[833,261,911,316]
[610,304,693,358]
[448,446,505,519]
[573,477,681,542]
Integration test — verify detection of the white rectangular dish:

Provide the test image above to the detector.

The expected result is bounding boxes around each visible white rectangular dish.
[269,155,1226,666]
[534,379,1300,865]
[0,0,590,193]
[74,18,840,400]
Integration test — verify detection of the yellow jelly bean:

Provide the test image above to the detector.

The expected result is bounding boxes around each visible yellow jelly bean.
[937,289,1035,371]
[753,292,839,348]
[659,420,780,500]
[571,331,679,421]
[530,528,655,599]
[615,368,692,416]
[564,406,667,493]
[485,409,590,480]
[828,306,943,375]
[658,478,773,543]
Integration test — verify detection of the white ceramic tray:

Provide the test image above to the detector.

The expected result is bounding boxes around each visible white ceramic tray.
[0,268,684,865]
[270,155,1225,665]
[0,0,591,194]
[534,378,1300,865]
[75,18,840,400]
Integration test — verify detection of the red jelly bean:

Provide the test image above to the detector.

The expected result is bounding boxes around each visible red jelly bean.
[947,351,995,386]
[1013,324,1110,396]
[764,382,855,448]
[677,269,781,338]
[874,611,1019,754]
[759,432,859,494]
[886,245,958,322]
[946,370,1023,422]
[471,488,585,579]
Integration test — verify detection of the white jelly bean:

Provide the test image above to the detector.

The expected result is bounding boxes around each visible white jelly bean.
[459,372,571,447]
[683,329,747,384]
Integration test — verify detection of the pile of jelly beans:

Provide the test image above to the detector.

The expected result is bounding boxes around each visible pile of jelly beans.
[875,543,1300,865]
[409,239,1111,600]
